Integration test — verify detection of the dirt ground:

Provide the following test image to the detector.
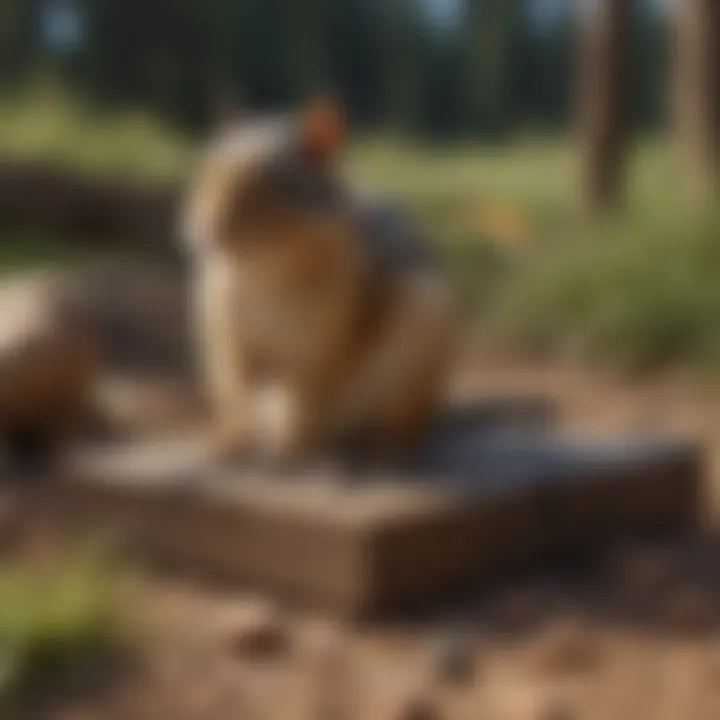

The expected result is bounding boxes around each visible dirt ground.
[16,348,720,720]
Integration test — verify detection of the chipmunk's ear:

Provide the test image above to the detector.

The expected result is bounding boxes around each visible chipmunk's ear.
[300,96,346,167]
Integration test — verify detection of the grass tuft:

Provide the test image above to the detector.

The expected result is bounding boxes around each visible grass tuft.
[0,542,135,709]
[490,209,720,373]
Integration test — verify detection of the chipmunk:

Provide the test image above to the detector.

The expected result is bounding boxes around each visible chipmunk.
[182,99,457,465]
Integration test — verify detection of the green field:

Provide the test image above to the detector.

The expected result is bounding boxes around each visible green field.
[0,87,717,373]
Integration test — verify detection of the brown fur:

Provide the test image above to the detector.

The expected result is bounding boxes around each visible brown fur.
[0,274,101,463]
[183,101,457,463]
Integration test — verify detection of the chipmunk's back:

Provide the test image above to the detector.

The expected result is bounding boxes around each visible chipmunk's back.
[348,189,441,281]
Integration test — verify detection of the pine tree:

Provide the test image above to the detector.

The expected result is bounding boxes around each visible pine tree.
[674,0,719,205]
[577,0,635,216]
[459,0,527,138]
[381,0,430,134]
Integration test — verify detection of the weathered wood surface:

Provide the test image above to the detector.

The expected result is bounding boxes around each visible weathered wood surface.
[5,399,701,619]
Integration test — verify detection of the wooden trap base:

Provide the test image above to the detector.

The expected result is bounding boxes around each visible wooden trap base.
[6,397,701,619]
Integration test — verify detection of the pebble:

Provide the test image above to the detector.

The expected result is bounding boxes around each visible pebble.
[531,618,601,676]
[540,700,578,720]
[429,628,476,684]
[225,599,289,660]
[391,693,441,720]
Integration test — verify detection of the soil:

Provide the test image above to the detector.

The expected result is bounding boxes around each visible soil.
[12,347,720,720]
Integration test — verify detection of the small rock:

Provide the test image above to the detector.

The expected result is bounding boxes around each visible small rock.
[531,619,601,676]
[429,629,476,683]
[391,693,441,720]
[664,587,717,634]
[225,599,289,659]
[540,700,577,720]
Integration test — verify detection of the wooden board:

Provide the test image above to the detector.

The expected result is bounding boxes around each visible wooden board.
[5,398,701,619]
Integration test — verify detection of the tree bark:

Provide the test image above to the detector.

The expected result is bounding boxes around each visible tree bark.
[577,0,635,217]
[674,0,719,206]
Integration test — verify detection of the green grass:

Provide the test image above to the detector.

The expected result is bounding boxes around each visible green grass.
[351,135,679,235]
[0,82,193,183]
[489,210,720,373]
[0,544,135,710]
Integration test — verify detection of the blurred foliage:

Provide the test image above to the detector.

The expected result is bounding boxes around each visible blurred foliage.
[490,209,720,374]
[0,0,671,140]
[0,543,135,710]
[0,81,192,181]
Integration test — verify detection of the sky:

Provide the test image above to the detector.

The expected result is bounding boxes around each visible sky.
[44,0,82,53]
[423,0,675,28]
[423,0,570,27]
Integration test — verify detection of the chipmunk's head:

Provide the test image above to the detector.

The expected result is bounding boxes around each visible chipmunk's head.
[183,98,347,256]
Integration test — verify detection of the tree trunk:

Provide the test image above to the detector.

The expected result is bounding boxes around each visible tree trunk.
[577,0,635,217]
[674,0,719,206]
